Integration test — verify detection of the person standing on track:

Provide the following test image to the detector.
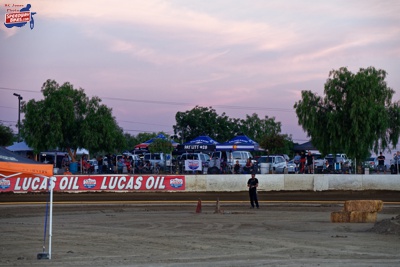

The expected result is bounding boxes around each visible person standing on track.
[247,173,259,209]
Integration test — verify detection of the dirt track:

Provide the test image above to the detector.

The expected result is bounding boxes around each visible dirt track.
[1,190,400,203]
[1,191,400,266]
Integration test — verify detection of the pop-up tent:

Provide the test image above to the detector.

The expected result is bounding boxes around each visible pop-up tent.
[293,141,318,152]
[185,135,219,145]
[6,141,33,152]
[134,134,179,150]
[0,147,54,259]
[176,135,219,153]
[216,134,260,151]
[0,147,53,176]
[6,141,33,157]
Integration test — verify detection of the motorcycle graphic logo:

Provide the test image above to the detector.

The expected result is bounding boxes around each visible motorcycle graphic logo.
[4,4,36,30]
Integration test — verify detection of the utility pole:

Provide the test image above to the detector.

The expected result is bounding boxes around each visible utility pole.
[13,93,23,142]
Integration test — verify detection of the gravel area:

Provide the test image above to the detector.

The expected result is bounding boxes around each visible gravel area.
[1,202,399,266]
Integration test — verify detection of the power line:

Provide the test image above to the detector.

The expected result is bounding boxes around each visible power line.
[0,87,41,93]
[0,86,294,113]
[0,105,17,109]
[0,85,297,136]
[124,128,174,134]
[119,120,171,127]
[102,96,294,113]
[0,119,16,123]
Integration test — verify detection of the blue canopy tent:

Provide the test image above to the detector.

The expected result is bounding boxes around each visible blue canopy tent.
[185,135,219,145]
[6,141,33,157]
[216,134,260,151]
[134,134,179,151]
[6,141,33,152]
[176,135,219,152]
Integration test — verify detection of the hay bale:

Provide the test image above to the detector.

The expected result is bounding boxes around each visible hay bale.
[343,200,383,212]
[331,211,378,223]
[331,211,350,223]
[349,211,377,223]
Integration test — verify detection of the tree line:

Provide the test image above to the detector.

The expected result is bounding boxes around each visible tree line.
[2,66,399,165]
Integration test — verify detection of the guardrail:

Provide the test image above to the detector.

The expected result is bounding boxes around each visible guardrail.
[1,174,399,193]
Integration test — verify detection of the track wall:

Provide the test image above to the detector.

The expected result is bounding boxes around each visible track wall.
[1,174,399,192]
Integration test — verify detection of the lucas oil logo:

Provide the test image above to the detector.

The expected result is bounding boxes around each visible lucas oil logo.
[4,3,36,30]
[169,178,183,189]
[188,160,200,170]
[83,178,96,189]
[0,179,11,190]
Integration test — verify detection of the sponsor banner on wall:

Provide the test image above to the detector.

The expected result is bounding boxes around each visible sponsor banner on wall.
[185,160,202,171]
[0,174,185,192]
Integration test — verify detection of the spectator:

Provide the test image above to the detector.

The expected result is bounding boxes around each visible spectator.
[233,160,241,174]
[299,152,306,174]
[124,156,131,173]
[243,158,253,174]
[394,151,400,174]
[64,167,72,175]
[117,158,125,174]
[62,154,70,169]
[293,152,301,173]
[306,151,314,174]
[107,154,114,173]
[323,160,332,174]
[81,154,91,173]
[97,155,103,174]
[377,152,385,174]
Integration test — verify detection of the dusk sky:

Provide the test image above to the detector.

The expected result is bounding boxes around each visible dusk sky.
[1,0,399,145]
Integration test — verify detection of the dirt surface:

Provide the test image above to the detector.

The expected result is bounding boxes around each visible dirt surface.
[369,214,400,236]
[1,192,400,266]
[1,190,400,203]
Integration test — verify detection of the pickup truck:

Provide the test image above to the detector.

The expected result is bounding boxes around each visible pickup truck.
[143,152,166,167]
[324,153,352,172]
[325,153,351,163]
[208,151,253,174]
[312,153,325,173]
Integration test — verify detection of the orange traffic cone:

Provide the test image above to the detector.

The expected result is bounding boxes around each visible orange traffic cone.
[196,198,202,213]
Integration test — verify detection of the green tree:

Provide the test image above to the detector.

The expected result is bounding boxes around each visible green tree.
[294,67,400,164]
[123,133,138,151]
[148,138,174,154]
[148,137,174,172]
[132,132,173,148]
[134,132,157,145]
[0,123,14,146]
[259,133,293,156]
[239,113,281,143]
[173,106,236,143]
[21,79,125,161]
[173,106,287,152]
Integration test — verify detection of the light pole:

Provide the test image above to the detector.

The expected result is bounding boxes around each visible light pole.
[13,93,23,142]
